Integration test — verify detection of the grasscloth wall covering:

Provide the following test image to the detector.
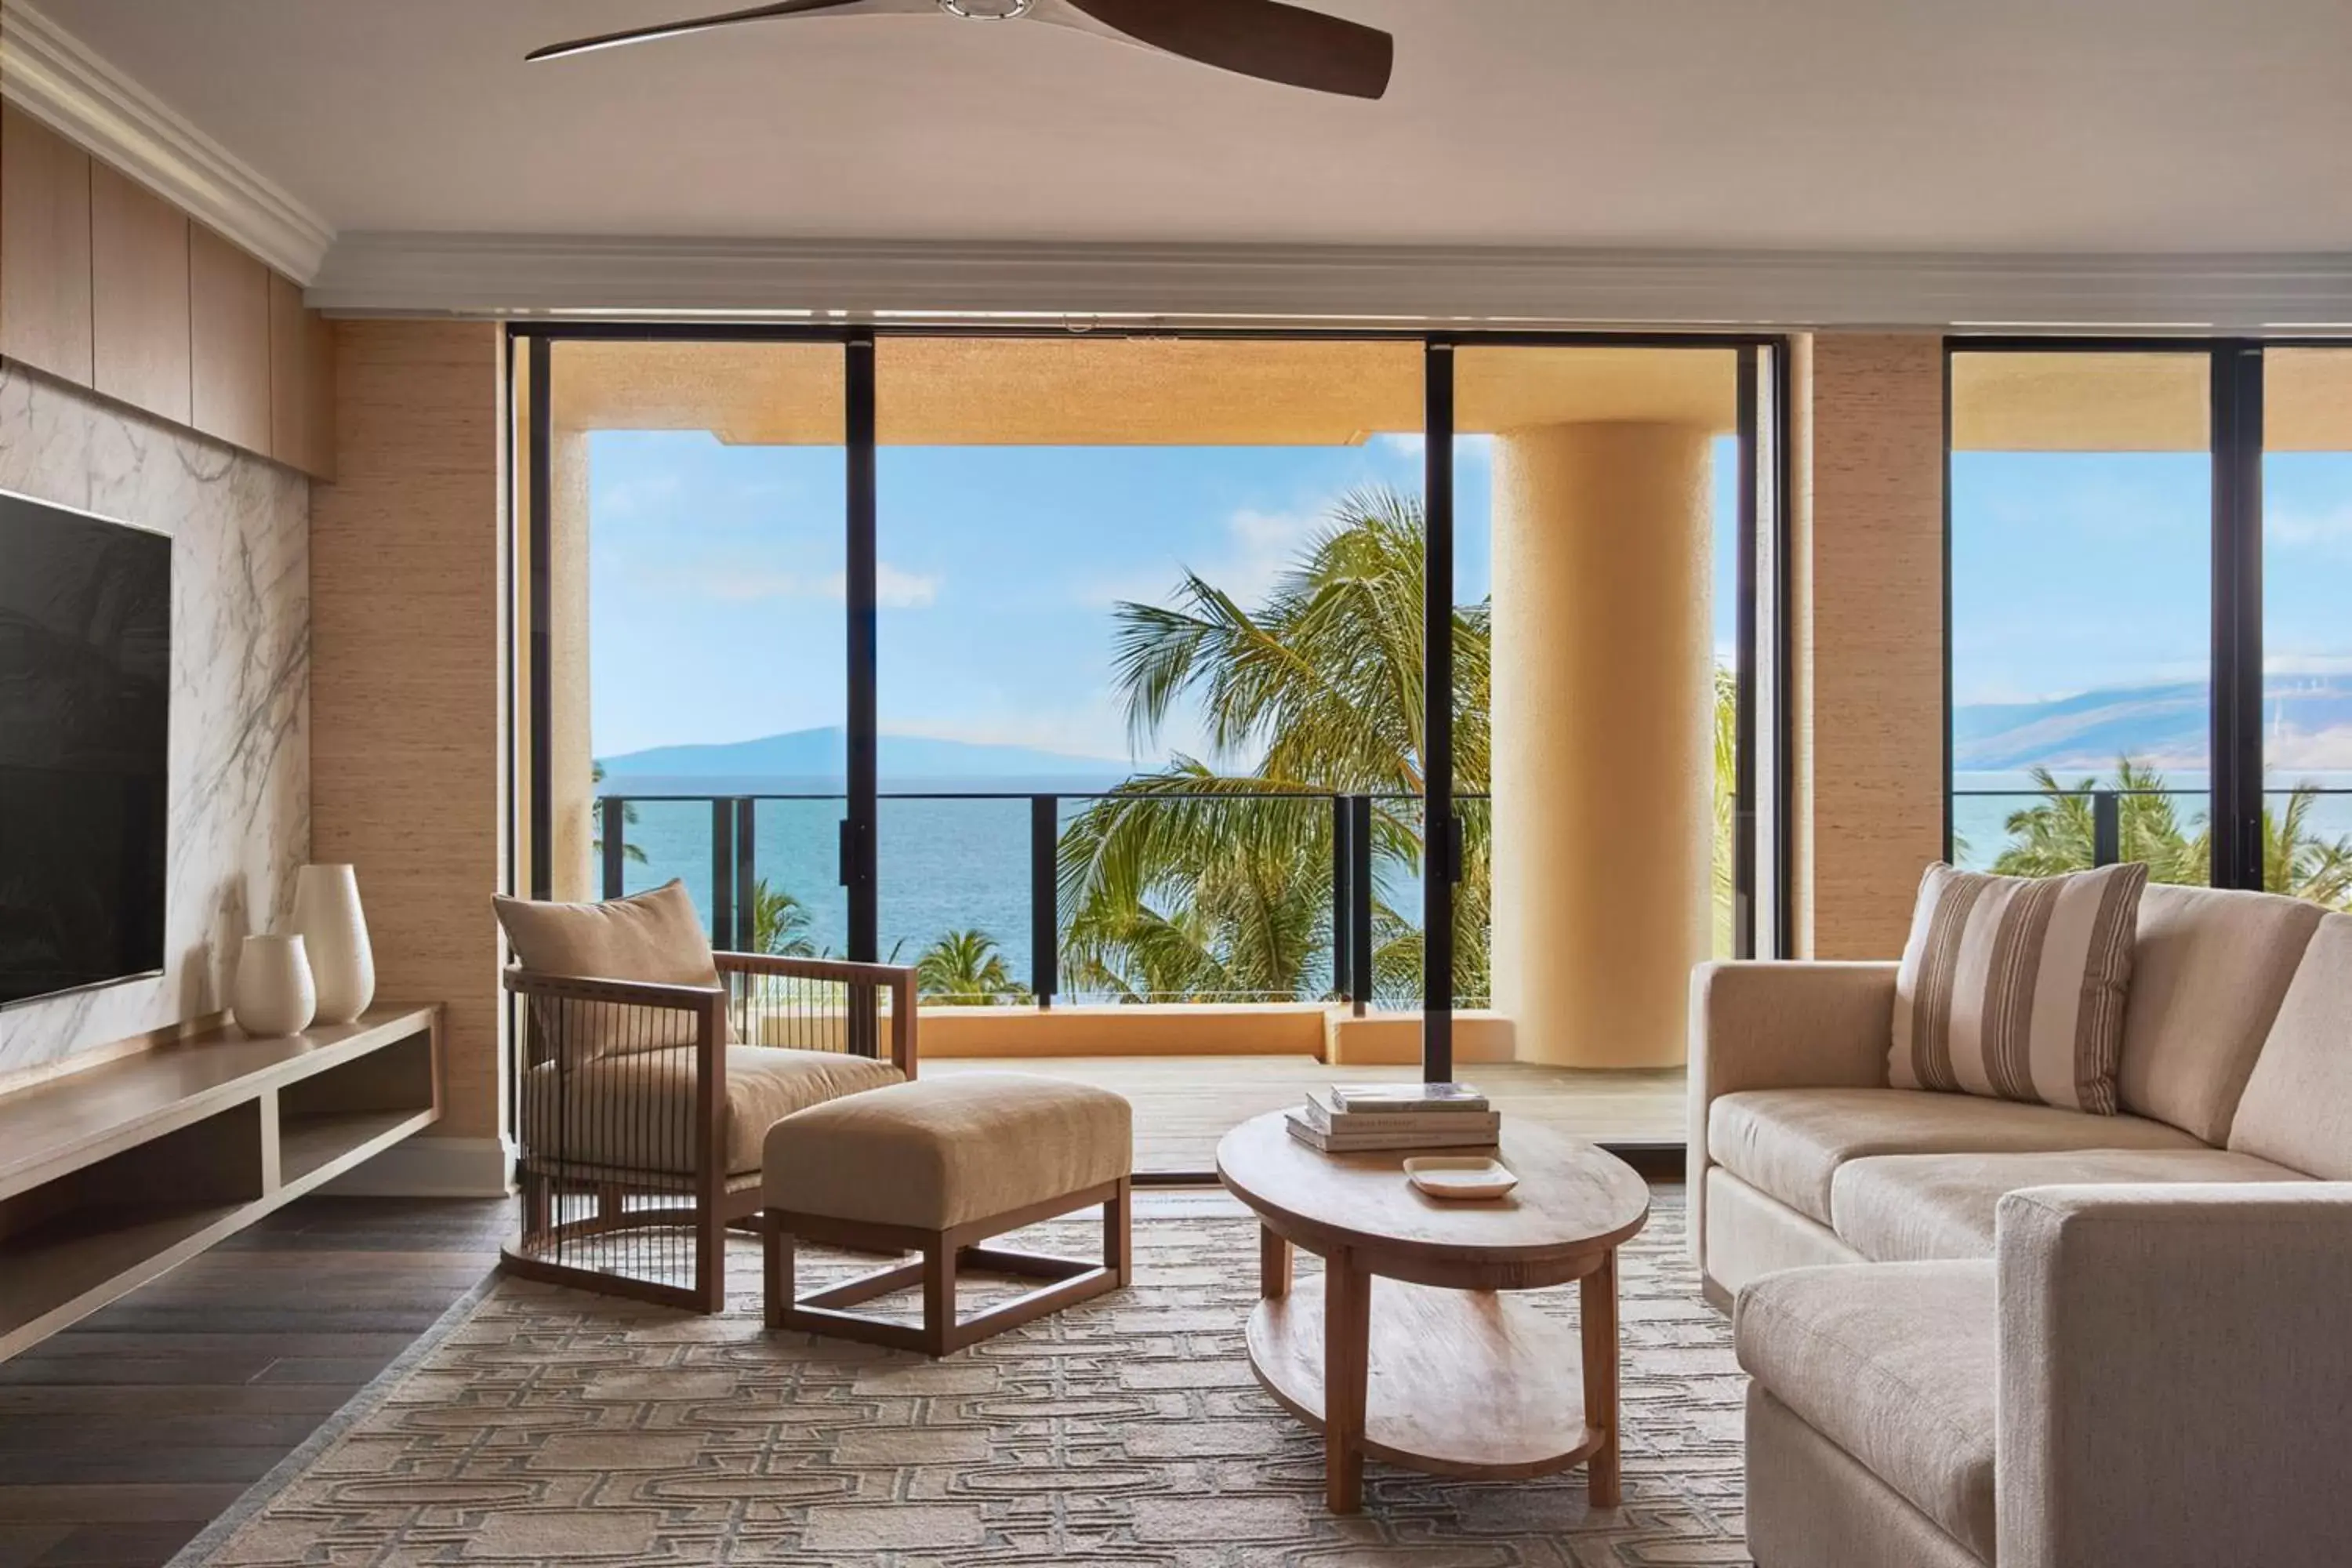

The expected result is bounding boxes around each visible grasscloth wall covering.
[0,360,309,1080]
[1802,334,1947,960]
[311,321,505,1152]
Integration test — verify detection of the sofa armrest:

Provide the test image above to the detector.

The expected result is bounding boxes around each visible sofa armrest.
[1995,1183,2352,1568]
[1686,961,1896,1255]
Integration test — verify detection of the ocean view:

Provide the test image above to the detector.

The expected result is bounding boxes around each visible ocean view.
[596,761,2352,985]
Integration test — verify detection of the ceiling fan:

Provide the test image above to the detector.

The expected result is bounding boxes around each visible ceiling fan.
[526,0,1394,100]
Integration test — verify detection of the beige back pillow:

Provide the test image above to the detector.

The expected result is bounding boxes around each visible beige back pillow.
[1893,862,2147,1114]
[494,880,724,1062]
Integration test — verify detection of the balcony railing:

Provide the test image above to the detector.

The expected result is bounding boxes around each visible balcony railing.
[594,789,1489,1011]
[1951,785,2352,877]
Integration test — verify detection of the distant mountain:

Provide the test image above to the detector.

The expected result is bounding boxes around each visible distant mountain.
[1956,676,2352,771]
[597,726,1128,781]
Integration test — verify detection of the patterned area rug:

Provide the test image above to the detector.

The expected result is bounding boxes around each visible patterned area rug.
[184,1188,1748,1566]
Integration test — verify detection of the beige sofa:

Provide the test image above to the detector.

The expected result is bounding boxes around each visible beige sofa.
[1690,884,2352,1568]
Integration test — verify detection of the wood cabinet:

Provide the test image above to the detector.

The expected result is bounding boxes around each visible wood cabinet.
[269,270,336,479]
[1,118,336,479]
[0,104,94,386]
[89,160,191,423]
[190,222,271,452]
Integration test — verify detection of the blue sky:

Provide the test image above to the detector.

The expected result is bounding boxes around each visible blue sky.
[589,427,2350,766]
[589,430,1743,763]
[1951,450,2352,706]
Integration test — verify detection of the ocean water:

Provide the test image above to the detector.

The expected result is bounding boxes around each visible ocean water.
[600,774,1392,996]
[601,770,2352,989]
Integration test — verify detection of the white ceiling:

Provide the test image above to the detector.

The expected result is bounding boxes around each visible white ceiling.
[31,0,2352,254]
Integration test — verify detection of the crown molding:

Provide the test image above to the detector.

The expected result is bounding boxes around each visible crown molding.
[309,232,2352,332]
[0,0,335,281]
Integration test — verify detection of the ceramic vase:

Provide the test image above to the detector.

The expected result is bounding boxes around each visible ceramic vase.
[233,934,316,1037]
[293,863,376,1025]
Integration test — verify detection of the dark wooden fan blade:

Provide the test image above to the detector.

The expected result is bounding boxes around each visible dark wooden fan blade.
[525,0,890,63]
[1058,0,1392,98]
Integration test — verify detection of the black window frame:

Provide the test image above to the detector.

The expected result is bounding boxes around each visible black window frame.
[514,322,1794,1116]
[1942,334,2352,893]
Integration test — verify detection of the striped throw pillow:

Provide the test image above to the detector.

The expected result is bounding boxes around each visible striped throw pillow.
[1891,862,2148,1114]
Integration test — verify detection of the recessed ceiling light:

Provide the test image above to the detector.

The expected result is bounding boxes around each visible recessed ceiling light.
[938,0,1033,17]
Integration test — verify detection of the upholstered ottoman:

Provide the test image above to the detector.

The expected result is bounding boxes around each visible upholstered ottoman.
[760,1073,1133,1355]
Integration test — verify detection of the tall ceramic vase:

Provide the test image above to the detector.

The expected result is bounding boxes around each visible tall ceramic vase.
[233,934,316,1037]
[293,863,376,1025]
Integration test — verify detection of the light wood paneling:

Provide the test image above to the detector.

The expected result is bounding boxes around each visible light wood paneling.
[302,307,337,480]
[1802,334,1946,960]
[89,163,191,423]
[0,103,94,387]
[311,323,505,1142]
[188,225,270,453]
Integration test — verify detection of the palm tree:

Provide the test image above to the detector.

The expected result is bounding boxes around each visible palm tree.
[1993,759,2205,884]
[587,762,647,866]
[2263,785,2352,909]
[749,878,818,957]
[1992,757,2352,910]
[1058,488,1492,1004]
[915,928,1029,1004]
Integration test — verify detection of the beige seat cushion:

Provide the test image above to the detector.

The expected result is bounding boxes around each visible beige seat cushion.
[2229,912,2352,1178]
[1708,1087,2202,1225]
[1831,1147,2310,1262]
[522,1047,902,1177]
[1737,1261,1998,1563]
[2118,883,2323,1143]
[764,1073,1132,1231]
[495,880,726,1062]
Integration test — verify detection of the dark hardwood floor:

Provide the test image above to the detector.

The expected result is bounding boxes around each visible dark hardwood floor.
[0,1196,510,1568]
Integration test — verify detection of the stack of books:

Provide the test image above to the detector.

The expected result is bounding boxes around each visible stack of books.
[1284,1082,1499,1153]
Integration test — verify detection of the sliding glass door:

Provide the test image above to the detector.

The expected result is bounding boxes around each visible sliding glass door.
[521,326,1791,1166]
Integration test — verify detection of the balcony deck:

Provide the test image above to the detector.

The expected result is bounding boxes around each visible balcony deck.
[924,1055,1686,1175]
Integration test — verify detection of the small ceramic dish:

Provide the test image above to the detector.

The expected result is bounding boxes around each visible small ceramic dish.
[1403,1155,1518,1200]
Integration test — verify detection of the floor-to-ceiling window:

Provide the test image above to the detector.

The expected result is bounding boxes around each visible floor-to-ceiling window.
[1947,348,2215,884]
[1449,342,1780,1080]
[870,336,1426,1012]
[1948,339,2352,910]
[522,327,1789,1170]
[2261,349,2352,905]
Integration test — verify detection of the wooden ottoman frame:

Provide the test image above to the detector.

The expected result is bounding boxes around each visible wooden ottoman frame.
[764,1176,1131,1356]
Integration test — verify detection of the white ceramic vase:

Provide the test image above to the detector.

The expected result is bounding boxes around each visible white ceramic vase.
[233,934,316,1037]
[293,863,376,1025]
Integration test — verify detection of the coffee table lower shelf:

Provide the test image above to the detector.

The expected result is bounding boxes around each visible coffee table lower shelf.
[1246,1274,1603,1481]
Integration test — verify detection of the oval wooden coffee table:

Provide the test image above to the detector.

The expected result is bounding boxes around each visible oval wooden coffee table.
[1215,1111,1650,1514]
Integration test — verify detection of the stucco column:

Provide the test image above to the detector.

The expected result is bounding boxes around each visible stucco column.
[1490,423,1714,1068]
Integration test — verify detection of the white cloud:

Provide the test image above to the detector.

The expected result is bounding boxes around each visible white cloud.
[665,559,940,608]
[816,564,941,609]
[1375,432,1495,462]
[1077,503,1324,614]
[2268,503,2352,557]
[592,473,681,521]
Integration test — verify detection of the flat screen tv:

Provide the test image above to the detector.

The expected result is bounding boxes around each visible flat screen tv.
[0,492,170,1007]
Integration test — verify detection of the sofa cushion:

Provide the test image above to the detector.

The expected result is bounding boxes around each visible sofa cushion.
[2118,882,2323,1143]
[1737,1261,1998,1563]
[1831,1147,2309,1262]
[2229,912,2352,1178]
[1892,862,2146,1113]
[521,1047,902,1177]
[1708,1087,2202,1225]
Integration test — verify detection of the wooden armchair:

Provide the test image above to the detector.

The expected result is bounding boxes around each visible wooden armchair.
[503,951,916,1312]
